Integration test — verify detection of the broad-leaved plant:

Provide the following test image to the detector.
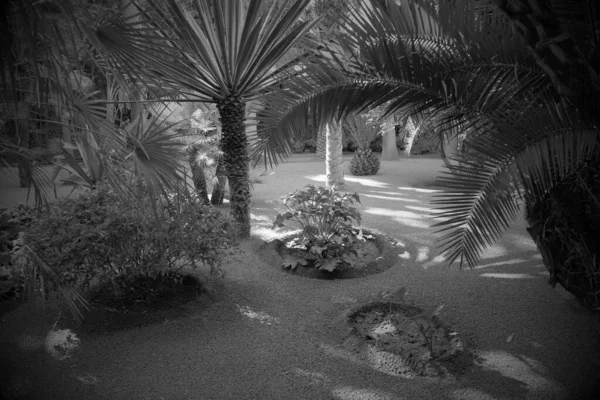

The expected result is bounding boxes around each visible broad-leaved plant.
[272,185,367,272]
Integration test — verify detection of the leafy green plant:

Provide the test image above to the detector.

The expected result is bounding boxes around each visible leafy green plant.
[11,186,235,319]
[379,287,445,357]
[272,185,366,272]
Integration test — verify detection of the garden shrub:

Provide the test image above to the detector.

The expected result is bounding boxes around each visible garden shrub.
[272,185,371,272]
[11,187,235,299]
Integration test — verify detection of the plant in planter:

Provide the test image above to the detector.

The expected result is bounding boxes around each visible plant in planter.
[272,185,371,272]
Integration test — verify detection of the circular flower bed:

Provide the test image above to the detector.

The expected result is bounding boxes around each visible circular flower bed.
[263,230,398,279]
[336,301,475,378]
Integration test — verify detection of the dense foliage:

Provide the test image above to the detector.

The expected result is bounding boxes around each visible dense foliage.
[272,185,370,272]
[11,188,235,298]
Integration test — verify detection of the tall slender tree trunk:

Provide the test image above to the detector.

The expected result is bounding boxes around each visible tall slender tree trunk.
[218,97,251,237]
[188,146,210,205]
[325,120,345,188]
[380,117,399,161]
[211,155,227,205]
[316,128,326,159]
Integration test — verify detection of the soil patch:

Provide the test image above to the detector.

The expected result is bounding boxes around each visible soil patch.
[338,301,476,378]
[64,273,210,334]
[261,231,399,279]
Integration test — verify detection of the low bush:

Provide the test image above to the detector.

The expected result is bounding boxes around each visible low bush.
[272,185,369,272]
[11,187,235,300]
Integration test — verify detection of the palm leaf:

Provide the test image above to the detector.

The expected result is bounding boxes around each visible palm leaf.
[432,102,598,268]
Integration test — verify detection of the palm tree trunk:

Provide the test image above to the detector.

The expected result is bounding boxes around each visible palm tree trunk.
[316,127,326,160]
[211,156,227,205]
[380,117,399,161]
[188,147,210,205]
[325,120,345,188]
[218,97,251,237]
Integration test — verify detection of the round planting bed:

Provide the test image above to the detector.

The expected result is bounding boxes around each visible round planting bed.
[333,301,475,378]
[261,230,399,279]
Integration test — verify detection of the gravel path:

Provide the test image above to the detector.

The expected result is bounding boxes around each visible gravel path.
[1,154,599,400]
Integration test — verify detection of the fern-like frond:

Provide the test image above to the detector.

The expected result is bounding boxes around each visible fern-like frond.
[432,104,598,268]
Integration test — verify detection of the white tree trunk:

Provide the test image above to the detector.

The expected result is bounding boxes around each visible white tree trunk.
[316,128,326,159]
[402,116,420,156]
[380,117,399,161]
[442,134,460,168]
[325,120,345,188]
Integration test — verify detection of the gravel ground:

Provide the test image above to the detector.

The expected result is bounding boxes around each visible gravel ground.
[1,153,599,400]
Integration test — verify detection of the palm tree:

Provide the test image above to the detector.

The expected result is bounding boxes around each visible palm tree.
[132,0,320,237]
[0,0,192,321]
[253,0,600,307]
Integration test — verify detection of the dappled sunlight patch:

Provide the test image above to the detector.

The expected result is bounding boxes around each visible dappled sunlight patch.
[397,186,441,193]
[345,177,390,188]
[397,219,430,229]
[421,254,447,269]
[405,205,435,214]
[236,305,279,325]
[479,244,508,259]
[480,273,536,279]
[364,207,431,228]
[478,350,567,394]
[45,329,80,360]
[73,373,99,385]
[250,213,274,222]
[251,226,300,242]
[364,207,426,220]
[474,258,528,270]
[398,251,411,259]
[392,239,407,247]
[416,247,429,262]
[505,233,538,251]
[362,193,420,203]
[305,174,327,183]
[361,194,419,202]
[331,386,401,400]
[370,190,409,196]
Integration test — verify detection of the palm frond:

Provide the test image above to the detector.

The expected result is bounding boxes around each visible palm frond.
[432,103,598,268]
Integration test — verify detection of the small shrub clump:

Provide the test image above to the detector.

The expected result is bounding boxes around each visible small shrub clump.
[11,187,235,302]
[272,185,372,272]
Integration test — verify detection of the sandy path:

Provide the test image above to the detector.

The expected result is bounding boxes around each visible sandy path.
[1,154,599,400]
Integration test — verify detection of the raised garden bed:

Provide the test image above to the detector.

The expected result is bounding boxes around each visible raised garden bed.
[262,230,399,279]
[335,301,476,378]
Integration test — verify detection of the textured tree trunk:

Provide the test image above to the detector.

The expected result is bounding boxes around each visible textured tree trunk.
[211,156,227,205]
[325,120,345,188]
[316,127,326,159]
[188,147,210,205]
[218,98,251,237]
[380,117,399,161]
